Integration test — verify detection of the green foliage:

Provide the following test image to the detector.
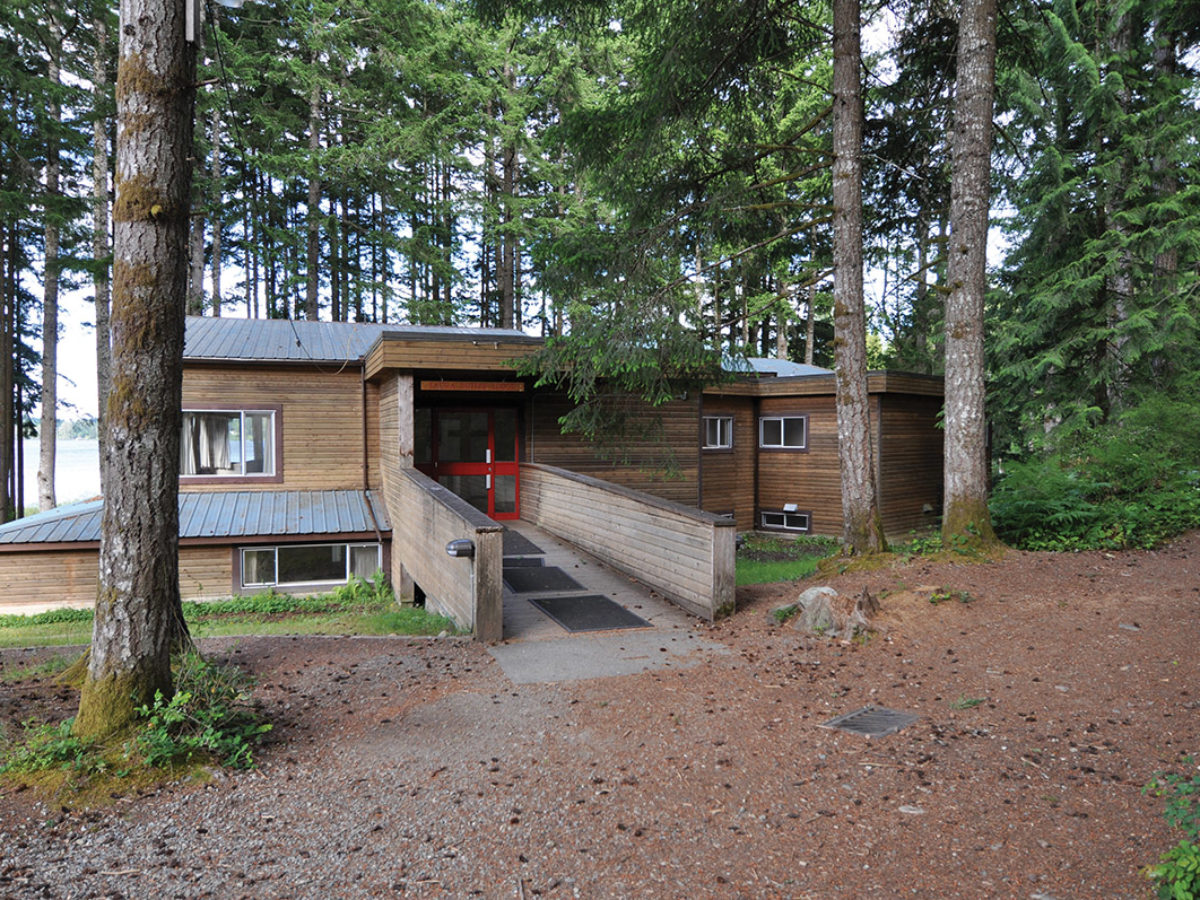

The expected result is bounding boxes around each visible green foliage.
[771,604,799,623]
[0,607,94,629]
[991,398,1200,550]
[0,572,462,648]
[0,719,101,776]
[132,653,271,769]
[929,589,973,606]
[1145,760,1200,898]
[1,653,271,800]
[949,696,984,710]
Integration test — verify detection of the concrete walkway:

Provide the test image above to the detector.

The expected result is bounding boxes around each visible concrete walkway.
[487,520,730,684]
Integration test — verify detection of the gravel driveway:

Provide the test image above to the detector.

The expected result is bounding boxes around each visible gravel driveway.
[3,534,1199,897]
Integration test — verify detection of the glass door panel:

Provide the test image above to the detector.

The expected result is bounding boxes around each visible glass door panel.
[494,409,517,462]
[420,407,521,520]
[440,474,490,515]
[437,411,490,463]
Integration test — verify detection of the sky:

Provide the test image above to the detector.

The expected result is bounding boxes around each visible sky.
[57,290,101,420]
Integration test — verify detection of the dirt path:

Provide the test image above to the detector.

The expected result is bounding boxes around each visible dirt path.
[2,535,1198,897]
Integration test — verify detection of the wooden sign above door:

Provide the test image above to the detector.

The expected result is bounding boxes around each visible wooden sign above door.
[420,380,525,393]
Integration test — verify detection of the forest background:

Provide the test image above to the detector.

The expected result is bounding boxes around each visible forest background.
[2,0,1199,551]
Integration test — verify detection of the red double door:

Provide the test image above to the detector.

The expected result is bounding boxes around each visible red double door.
[416,408,519,520]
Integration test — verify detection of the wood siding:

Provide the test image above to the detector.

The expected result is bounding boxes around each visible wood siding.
[698,395,756,530]
[754,395,847,536]
[179,546,235,600]
[0,545,236,614]
[0,549,98,612]
[182,363,381,492]
[877,394,944,536]
[527,391,701,507]
[364,336,540,381]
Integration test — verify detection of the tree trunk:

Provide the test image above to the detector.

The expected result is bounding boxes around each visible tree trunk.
[804,286,815,366]
[93,9,113,491]
[942,0,999,548]
[499,60,517,330]
[304,80,321,321]
[0,223,12,522]
[209,66,222,317]
[831,0,885,554]
[185,9,205,317]
[38,22,63,514]
[75,0,197,739]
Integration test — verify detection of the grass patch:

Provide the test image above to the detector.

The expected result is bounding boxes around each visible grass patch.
[1,654,73,683]
[0,574,460,650]
[737,534,838,586]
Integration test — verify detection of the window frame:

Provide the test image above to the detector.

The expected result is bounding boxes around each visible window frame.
[758,413,809,451]
[238,541,382,590]
[702,415,734,451]
[180,403,283,485]
[760,510,812,533]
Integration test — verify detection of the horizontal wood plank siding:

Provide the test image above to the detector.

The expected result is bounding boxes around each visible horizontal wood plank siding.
[179,546,235,600]
[877,394,944,537]
[0,546,236,614]
[527,392,700,507]
[521,463,735,620]
[755,395,847,536]
[698,396,756,530]
[364,338,540,380]
[0,550,98,612]
[183,363,380,492]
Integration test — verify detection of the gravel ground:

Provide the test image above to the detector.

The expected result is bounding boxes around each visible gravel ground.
[2,533,1199,898]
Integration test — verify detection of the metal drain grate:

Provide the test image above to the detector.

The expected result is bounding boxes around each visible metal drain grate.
[821,706,919,738]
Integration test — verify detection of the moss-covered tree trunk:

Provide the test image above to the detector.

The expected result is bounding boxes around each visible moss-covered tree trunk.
[75,0,197,739]
[93,7,113,493]
[831,0,886,554]
[942,0,999,549]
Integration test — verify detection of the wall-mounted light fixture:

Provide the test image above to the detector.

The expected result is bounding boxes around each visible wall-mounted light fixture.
[445,539,475,559]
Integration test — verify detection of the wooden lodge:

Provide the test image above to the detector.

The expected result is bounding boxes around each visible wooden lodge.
[0,317,943,631]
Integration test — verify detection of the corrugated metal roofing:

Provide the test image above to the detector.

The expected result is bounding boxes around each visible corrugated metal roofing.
[0,490,390,545]
[184,316,533,363]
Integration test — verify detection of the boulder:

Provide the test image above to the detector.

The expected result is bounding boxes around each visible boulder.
[790,585,877,637]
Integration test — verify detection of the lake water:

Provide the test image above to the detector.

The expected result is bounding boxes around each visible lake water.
[21,438,101,507]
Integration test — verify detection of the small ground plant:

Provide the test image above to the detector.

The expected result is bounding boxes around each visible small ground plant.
[0,651,272,804]
[1144,759,1200,898]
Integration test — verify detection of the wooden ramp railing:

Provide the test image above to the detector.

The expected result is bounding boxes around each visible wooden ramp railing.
[519,463,736,621]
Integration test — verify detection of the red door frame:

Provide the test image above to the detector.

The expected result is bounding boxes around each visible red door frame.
[418,407,520,520]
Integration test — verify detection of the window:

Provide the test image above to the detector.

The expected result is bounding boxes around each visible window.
[761,510,811,532]
[241,542,381,588]
[759,415,808,449]
[703,416,733,450]
[181,409,275,477]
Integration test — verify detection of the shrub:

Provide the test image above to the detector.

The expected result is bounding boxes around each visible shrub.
[132,652,272,769]
[1144,760,1200,898]
[991,398,1200,550]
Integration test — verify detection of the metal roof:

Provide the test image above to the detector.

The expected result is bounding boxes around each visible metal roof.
[742,358,833,377]
[184,316,533,363]
[0,490,390,546]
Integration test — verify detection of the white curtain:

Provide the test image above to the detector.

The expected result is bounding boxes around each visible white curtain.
[198,414,231,470]
[180,415,199,475]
